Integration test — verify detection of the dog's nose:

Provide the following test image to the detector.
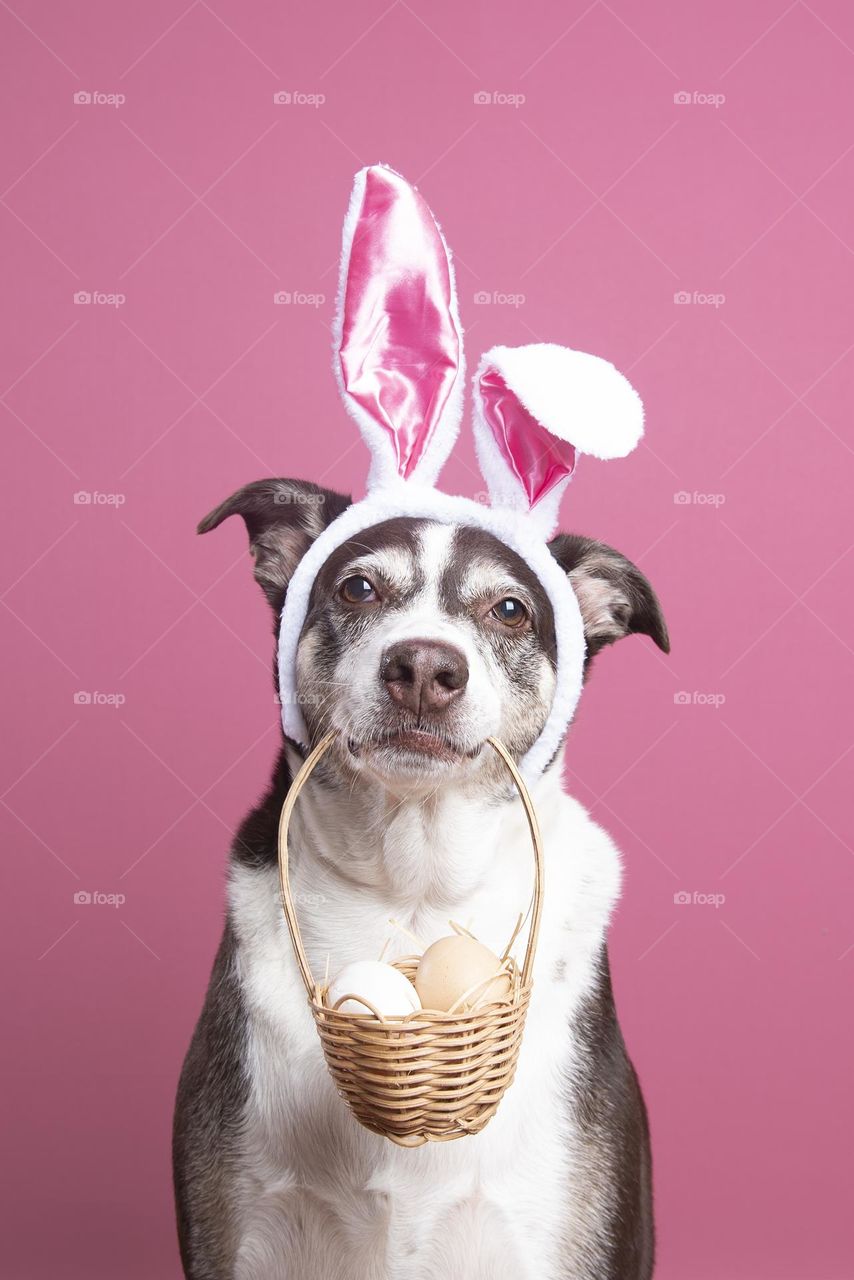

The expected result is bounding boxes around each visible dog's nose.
[380,640,469,715]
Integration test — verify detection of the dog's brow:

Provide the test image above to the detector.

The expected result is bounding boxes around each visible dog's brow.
[457,559,530,604]
[340,546,415,592]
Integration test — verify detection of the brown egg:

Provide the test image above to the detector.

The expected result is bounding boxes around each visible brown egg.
[414,935,512,1013]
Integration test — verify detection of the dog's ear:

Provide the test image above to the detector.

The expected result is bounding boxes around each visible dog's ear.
[198,479,351,613]
[548,533,669,660]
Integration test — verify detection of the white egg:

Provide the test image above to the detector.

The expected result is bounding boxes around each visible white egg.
[326,960,422,1018]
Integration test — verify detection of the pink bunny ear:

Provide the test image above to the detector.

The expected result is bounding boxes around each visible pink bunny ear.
[473,344,644,537]
[334,165,464,491]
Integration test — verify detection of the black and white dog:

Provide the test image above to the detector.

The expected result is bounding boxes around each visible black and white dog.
[173,476,669,1279]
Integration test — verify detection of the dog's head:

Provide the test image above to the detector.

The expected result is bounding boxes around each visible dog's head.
[200,478,668,790]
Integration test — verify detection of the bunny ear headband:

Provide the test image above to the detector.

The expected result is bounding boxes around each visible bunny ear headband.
[278,164,643,779]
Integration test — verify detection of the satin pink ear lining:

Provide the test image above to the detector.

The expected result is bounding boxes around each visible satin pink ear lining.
[338,167,462,480]
[477,365,576,508]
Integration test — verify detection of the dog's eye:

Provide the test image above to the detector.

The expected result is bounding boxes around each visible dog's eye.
[340,575,377,604]
[491,597,528,627]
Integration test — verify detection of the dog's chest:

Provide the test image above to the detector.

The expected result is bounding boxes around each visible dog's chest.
[228,787,620,1280]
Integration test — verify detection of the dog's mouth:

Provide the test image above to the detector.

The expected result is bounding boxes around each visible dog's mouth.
[347,728,483,769]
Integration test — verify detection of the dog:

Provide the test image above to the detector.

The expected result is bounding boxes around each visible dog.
[173,475,669,1279]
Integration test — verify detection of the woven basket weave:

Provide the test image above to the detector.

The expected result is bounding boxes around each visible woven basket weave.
[277,732,544,1147]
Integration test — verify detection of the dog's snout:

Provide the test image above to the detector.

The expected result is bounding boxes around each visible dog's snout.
[380,640,469,715]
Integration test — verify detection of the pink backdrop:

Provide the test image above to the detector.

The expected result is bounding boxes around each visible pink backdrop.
[2,2,852,1276]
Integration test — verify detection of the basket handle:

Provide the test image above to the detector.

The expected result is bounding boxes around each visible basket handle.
[276,732,545,997]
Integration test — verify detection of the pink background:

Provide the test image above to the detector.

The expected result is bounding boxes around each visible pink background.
[2,2,852,1276]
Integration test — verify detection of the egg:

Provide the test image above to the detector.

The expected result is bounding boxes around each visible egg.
[326,960,422,1018]
[414,935,512,1013]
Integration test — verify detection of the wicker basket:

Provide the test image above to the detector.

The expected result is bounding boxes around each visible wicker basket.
[277,732,544,1147]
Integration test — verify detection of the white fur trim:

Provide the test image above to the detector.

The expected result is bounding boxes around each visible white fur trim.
[277,481,586,780]
[332,165,465,493]
[477,344,644,459]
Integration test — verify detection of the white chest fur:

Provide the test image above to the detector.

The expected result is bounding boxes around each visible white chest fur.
[227,768,621,1280]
